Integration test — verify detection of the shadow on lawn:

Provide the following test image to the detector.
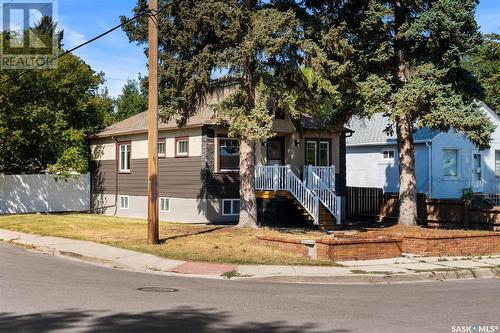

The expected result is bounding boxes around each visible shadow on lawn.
[160,227,225,244]
[0,307,351,333]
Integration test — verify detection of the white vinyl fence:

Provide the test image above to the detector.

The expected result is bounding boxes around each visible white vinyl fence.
[0,173,90,214]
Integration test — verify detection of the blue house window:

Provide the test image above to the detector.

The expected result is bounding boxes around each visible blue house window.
[442,149,459,177]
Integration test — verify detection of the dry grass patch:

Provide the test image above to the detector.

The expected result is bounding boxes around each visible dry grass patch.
[0,214,336,266]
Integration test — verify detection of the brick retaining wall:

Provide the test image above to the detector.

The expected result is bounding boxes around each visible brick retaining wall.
[257,232,500,261]
[402,233,500,257]
[315,237,402,260]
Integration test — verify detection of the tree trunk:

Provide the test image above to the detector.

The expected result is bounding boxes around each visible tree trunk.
[394,0,417,226]
[236,137,258,228]
[396,114,418,226]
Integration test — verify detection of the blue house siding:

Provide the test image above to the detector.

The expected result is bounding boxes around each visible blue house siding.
[346,143,430,194]
[346,103,500,199]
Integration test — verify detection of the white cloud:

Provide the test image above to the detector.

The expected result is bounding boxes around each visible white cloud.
[60,26,86,48]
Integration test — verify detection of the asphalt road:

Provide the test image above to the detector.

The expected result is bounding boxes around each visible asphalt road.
[0,242,499,333]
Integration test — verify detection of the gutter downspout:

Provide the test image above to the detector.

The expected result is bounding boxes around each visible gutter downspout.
[112,136,119,216]
[425,141,432,198]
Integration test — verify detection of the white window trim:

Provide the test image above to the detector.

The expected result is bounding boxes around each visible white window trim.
[319,141,330,166]
[442,148,460,178]
[176,138,189,157]
[158,140,166,158]
[222,199,240,216]
[495,150,500,178]
[119,195,129,210]
[380,148,395,164]
[219,138,240,172]
[159,197,171,213]
[306,141,317,166]
[119,143,131,172]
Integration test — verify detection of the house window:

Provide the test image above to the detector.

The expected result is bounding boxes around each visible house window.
[222,199,240,216]
[306,141,317,165]
[158,140,166,158]
[442,148,459,177]
[495,151,500,177]
[119,195,129,209]
[381,149,395,162]
[319,141,330,166]
[219,138,239,171]
[119,143,131,172]
[175,137,189,157]
[159,197,171,213]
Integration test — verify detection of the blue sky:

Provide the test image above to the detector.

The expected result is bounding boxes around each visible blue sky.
[53,0,500,98]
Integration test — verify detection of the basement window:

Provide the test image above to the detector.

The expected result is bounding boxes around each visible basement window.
[222,199,240,216]
[119,195,129,210]
[159,197,171,213]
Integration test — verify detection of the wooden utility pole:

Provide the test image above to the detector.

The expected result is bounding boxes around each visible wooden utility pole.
[147,0,159,244]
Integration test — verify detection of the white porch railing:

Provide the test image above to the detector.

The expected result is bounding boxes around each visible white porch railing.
[309,172,341,224]
[303,165,335,190]
[255,165,320,224]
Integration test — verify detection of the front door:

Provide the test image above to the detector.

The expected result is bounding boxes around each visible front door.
[472,151,483,192]
[267,136,285,165]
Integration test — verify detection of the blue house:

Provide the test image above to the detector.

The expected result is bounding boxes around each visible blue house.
[346,102,500,200]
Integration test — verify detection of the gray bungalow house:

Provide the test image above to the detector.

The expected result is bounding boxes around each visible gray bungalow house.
[90,91,349,227]
[346,103,500,200]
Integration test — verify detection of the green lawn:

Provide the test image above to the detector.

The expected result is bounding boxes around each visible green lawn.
[0,214,336,266]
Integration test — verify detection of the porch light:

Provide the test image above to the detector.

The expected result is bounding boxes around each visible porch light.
[294,139,300,147]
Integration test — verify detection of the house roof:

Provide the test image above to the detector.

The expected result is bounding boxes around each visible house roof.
[346,113,440,146]
[92,89,337,139]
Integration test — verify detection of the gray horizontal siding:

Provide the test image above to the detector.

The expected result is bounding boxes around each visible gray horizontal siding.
[91,157,203,198]
[204,172,240,199]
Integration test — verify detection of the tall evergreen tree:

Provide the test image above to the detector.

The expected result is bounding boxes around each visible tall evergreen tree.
[306,0,494,225]
[122,0,306,227]
[465,33,500,113]
[115,76,148,122]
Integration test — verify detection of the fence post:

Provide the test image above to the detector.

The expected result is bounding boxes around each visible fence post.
[464,199,471,229]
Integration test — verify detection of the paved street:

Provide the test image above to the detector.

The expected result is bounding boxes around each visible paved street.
[1,242,499,333]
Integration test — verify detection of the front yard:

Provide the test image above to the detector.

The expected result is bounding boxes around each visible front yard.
[0,214,335,266]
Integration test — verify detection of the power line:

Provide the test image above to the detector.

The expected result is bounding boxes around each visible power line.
[0,0,15,10]
[0,3,168,85]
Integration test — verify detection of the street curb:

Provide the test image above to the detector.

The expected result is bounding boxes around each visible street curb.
[2,233,499,285]
[244,268,500,284]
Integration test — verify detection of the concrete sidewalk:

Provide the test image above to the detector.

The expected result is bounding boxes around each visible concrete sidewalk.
[1,229,499,284]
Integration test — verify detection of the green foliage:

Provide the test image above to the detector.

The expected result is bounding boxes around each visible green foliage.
[114,76,148,122]
[460,186,474,201]
[0,19,113,174]
[122,1,308,141]
[464,33,500,113]
[213,83,275,142]
[305,0,494,146]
